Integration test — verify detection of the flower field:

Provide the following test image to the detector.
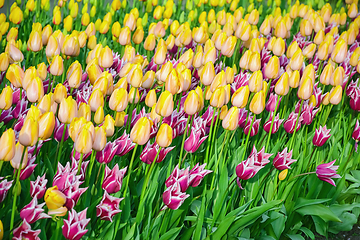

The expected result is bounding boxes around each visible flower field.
[0,0,360,239]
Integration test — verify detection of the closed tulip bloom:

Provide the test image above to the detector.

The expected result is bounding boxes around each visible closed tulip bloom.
[329,66,345,86]
[178,49,194,69]
[130,117,151,145]
[67,62,82,89]
[202,46,216,65]
[78,103,91,122]
[7,27,18,42]
[0,129,16,161]
[87,35,97,49]
[317,42,329,61]
[210,71,226,92]
[298,76,313,100]
[300,19,312,37]
[314,30,325,45]
[275,72,289,96]
[132,27,144,45]
[141,71,155,89]
[200,61,215,86]
[28,30,42,52]
[94,106,105,125]
[350,47,360,67]
[98,46,113,68]
[248,52,261,72]
[329,85,342,105]
[9,44,24,63]
[265,56,280,79]
[37,62,47,81]
[58,96,77,124]
[52,10,62,25]
[165,69,180,95]
[92,126,107,151]
[26,77,44,103]
[273,38,285,56]
[232,85,250,108]
[154,45,167,65]
[49,55,64,76]
[46,36,60,59]
[260,17,271,35]
[225,67,234,84]
[290,49,304,71]
[195,86,204,111]
[248,71,263,93]
[144,34,156,51]
[38,112,55,140]
[348,3,358,19]
[0,86,13,110]
[286,41,299,59]
[301,64,315,84]
[179,68,191,92]
[289,70,300,88]
[62,35,80,57]
[156,91,174,117]
[75,125,93,154]
[319,64,333,86]
[99,21,110,34]
[0,52,9,71]
[22,67,38,90]
[184,90,200,115]
[53,83,67,104]
[222,107,240,131]
[19,117,39,147]
[144,90,156,108]
[38,94,53,114]
[101,115,114,137]
[249,90,265,115]
[331,39,347,64]
[88,89,104,112]
[109,88,128,112]
[221,36,236,57]
[45,186,66,210]
[303,43,316,59]
[219,105,228,120]
[86,22,96,37]
[118,27,131,46]
[156,123,173,148]
[210,86,226,108]
[166,34,175,50]
[11,143,28,169]
[274,20,287,39]
[128,87,140,104]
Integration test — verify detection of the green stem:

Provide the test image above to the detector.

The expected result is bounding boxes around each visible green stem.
[241,115,256,160]
[178,116,191,167]
[77,153,84,175]
[210,130,229,189]
[204,108,217,164]
[54,219,62,240]
[289,99,304,149]
[0,161,3,175]
[56,124,67,165]
[10,146,27,235]
[281,88,292,118]
[126,87,138,133]
[322,104,333,126]
[264,96,280,152]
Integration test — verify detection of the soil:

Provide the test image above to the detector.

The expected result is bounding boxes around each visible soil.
[313,225,360,240]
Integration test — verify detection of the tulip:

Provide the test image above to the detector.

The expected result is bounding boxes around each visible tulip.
[38,112,55,140]
[92,126,106,152]
[53,83,67,104]
[298,76,313,100]
[156,91,174,117]
[0,129,15,161]
[8,44,24,64]
[46,35,61,59]
[142,71,155,89]
[49,55,64,76]
[88,89,104,112]
[287,41,300,58]
[12,220,41,240]
[222,107,240,131]
[317,41,329,61]
[130,117,151,145]
[62,209,90,240]
[329,86,342,105]
[119,26,131,46]
[303,43,316,59]
[96,191,123,222]
[272,38,285,56]
[184,90,201,116]
[156,123,173,148]
[44,186,66,210]
[352,120,360,141]
[265,56,280,79]
[75,126,93,155]
[109,88,128,112]
[209,87,226,108]
[20,197,51,224]
[316,160,341,186]
[221,36,237,57]
[94,106,105,125]
[283,112,302,134]
[163,181,190,210]
[103,115,115,137]
[6,64,24,88]
[27,31,42,52]
[249,91,265,115]
[133,27,144,44]
[77,103,91,122]
[0,86,13,110]
[58,96,77,124]
[128,87,140,104]
[275,72,289,96]
[30,174,48,199]
[329,66,344,86]
[19,116,39,147]
[248,71,263,93]
[0,52,9,71]
[331,39,347,64]
[98,46,113,68]
[273,147,296,170]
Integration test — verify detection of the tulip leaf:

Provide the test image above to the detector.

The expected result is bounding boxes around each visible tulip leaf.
[286,234,305,240]
[159,226,182,240]
[296,204,341,223]
[299,227,315,240]
[124,223,137,240]
[208,214,236,239]
[179,226,196,240]
[293,198,331,210]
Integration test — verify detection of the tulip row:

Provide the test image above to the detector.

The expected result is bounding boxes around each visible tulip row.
[0,0,360,239]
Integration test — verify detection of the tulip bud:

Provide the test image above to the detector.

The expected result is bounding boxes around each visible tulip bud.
[27,30,42,52]
[222,107,240,131]
[92,126,107,151]
[210,71,226,92]
[0,129,16,161]
[145,89,157,108]
[329,85,342,105]
[248,71,263,93]
[98,46,113,68]
[78,103,91,122]
[67,61,82,89]
[114,111,126,127]
[275,72,289,96]
[19,116,39,147]
[58,96,77,124]
[200,61,215,86]
[94,106,105,125]
[0,52,9,72]
[156,123,172,148]
[102,115,115,138]
[265,56,280,79]
[273,38,285,56]
[38,112,55,140]
[248,52,261,72]
[118,27,131,46]
[348,3,358,19]
[109,88,128,112]
[210,86,226,108]
[156,91,174,117]
[249,90,265,114]
[11,143,28,169]
[320,64,333,86]
[130,117,151,145]
[0,86,13,110]
[350,47,360,67]
[8,44,24,64]
[53,83,67,104]
[26,76,44,103]
[128,87,140,104]
[329,66,344,86]
[314,30,325,45]
[298,76,313,100]
[184,90,200,115]
[232,85,250,108]
[221,36,236,57]
[300,19,312,37]
[49,55,64,76]
[317,41,329,61]
[290,49,304,71]
[286,41,299,59]
[289,70,300,88]
[45,186,66,210]
[302,43,316,59]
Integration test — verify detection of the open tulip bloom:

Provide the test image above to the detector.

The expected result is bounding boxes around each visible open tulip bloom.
[0,0,360,239]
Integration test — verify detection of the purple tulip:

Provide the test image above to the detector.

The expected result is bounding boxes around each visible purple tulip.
[30,174,48,199]
[189,163,212,187]
[54,118,69,142]
[300,104,319,125]
[20,198,51,224]
[184,117,208,153]
[13,219,41,240]
[263,113,284,134]
[115,131,136,156]
[249,145,272,166]
[70,156,89,181]
[140,142,175,164]
[163,181,190,210]
[102,164,127,194]
[96,141,119,164]
[0,177,13,203]
[63,181,88,209]
[346,79,359,97]
[75,81,92,105]
[201,107,218,128]
[243,116,261,137]
[273,147,297,170]
[12,97,28,119]
[236,156,264,182]
[62,208,90,240]
[19,153,37,180]
[283,112,302,134]
[14,114,26,132]
[349,88,360,111]
[165,165,190,192]
[0,107,13,124]
[96,191,123,222]
[265,93,281,112]
[312,83,326,108]
[316,160,341,186]
[163,108,187,138]
[353,120,360,141]
[238,108,249,128]
[313,125,331,147]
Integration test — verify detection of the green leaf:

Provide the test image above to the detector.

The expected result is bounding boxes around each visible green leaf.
[124,223,137,240]
[299,227,315,240]
[209,215,236,239]
[296,204,341,223]
[286,234,305,240]
[312,216,327,237]
[270,211,286,239]
[293,198,331,210]
[159,226,182,240]
[329,212,357,234]
[179,226,196,240]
